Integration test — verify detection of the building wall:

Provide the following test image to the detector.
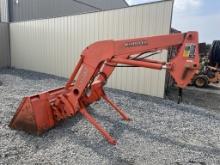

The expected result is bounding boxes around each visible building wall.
[10,1,173,97]
[0,23,10,68]
[8,0,128,22]
[0,0,9,22]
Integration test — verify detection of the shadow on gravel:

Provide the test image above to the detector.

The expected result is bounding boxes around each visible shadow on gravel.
[107,88,220,121]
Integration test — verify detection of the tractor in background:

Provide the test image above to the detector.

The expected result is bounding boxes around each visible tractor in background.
[193,41,220,88]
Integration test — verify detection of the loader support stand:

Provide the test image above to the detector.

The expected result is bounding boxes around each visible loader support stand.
[178,88,183,104]
[79,104,117,145]
[102,94,130,121]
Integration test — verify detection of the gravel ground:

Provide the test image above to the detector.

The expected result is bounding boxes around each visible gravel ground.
[0,68,220,165]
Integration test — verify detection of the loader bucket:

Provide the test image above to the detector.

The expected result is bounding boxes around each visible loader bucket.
[9,93,56,135]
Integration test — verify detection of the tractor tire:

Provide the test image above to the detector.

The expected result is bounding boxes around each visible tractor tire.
[193,75,208,88]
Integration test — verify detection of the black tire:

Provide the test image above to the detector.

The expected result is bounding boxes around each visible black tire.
[193,75,208,88]
[209,40,220,66]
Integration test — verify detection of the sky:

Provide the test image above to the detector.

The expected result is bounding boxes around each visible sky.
[126,0,220,44]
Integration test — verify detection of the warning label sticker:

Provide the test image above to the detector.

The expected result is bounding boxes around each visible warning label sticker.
[183,44,196,58]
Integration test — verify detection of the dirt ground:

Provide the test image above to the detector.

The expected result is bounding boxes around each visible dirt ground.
[0,68,220,165]
[166,84,220,113]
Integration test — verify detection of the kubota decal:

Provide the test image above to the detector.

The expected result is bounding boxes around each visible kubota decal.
[125,40,148,47]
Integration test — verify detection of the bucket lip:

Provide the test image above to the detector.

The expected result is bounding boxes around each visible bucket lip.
[9,97,39,134]
[9,97,30,127]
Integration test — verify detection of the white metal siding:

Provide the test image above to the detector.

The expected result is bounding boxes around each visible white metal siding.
[0,2,1,19]
[10,1,173,97]
[0,0,9,22]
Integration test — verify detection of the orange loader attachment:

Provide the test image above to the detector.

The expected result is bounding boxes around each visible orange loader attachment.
[9,32,200,144]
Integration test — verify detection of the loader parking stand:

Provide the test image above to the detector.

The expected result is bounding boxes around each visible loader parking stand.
[1,1,220,165]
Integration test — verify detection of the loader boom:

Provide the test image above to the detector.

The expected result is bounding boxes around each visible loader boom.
[10,32,199,144]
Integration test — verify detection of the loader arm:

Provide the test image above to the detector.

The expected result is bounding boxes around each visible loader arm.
[10,32,199,145]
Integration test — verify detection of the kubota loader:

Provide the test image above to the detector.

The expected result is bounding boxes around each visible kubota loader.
[10,32,200,144]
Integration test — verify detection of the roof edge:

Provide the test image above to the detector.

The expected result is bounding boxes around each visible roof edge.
[127,0,173,7]
[123,0,129,6]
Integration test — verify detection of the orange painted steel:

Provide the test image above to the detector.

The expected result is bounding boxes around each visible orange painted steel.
[9,32,200,144]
